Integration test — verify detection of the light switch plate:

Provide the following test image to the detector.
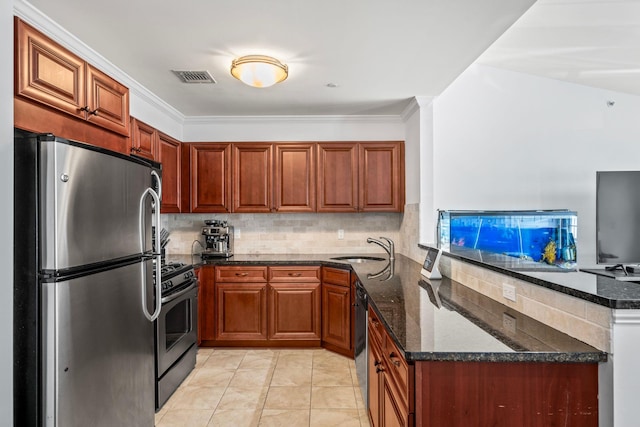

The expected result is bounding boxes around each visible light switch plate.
[502,283,516,302]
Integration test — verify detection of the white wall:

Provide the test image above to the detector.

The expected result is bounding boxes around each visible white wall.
[433,64,640,267]
[2,1,13,423]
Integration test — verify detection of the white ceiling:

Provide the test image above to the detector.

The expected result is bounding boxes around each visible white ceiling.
[23,0,640,117]
[477,0,640,97]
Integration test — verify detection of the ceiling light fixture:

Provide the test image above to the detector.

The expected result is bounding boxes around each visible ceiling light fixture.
[230,55,288,88]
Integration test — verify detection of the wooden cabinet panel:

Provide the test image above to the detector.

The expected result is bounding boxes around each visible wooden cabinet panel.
[269,266,321,283]
[368,326,383,427]
[382,377,407,427]
[198,266,215,344]
[158,132,182,213]
[215,266,268,283]
[15,18,86,120]
[130,117,156,160]
[86,64,130,136]
[359,143,404,212]
[322,267,351,287]
[322,283,351,354]
[274,143,316,212]
[233,143,273,213]
[317,143,359,212]
[215,282,268,341]
[268,283,321,340]
[15,18,130,137]
[190,143,232,213]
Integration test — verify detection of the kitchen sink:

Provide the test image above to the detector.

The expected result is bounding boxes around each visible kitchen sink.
[330,256,386,263]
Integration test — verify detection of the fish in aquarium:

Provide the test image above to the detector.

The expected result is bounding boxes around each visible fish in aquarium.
[541,240,557,265]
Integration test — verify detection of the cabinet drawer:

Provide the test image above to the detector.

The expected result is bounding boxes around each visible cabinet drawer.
[368,308,385,349]
[385,333,409,405]
[215,266,267,282]
[322,267,350,287]
[269,266,320,282]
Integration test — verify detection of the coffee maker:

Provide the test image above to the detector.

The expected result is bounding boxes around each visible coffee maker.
[201,220,234,258]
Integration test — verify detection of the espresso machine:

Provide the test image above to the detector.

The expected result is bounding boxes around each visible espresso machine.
[201,220,234,258]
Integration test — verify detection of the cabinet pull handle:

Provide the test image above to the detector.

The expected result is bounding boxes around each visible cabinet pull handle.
[89,109,99,116]
[376,365,384,374]
[288,272,302,277]
[389,352,401,367]
[235,272,249,276]
[79,106,90,113]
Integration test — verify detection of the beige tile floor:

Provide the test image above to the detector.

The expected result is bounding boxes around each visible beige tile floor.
[155,348,371,427]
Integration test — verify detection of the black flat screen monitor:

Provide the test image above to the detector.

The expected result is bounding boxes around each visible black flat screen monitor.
[596,171,640,265]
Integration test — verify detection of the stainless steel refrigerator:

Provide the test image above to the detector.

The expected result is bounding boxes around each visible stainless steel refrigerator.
[14,130,162,427]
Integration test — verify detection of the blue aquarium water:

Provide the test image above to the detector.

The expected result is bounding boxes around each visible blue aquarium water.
[439,210,577,268]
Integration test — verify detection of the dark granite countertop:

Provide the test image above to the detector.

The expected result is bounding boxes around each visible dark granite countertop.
[165,252,606,363]
[428,244,640,309]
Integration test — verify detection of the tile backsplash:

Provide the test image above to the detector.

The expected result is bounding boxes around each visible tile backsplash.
[161,211,405,256]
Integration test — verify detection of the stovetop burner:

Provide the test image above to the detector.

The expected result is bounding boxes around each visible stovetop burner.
[155,262,195,296]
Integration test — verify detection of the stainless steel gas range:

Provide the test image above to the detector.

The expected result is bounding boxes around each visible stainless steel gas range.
[155,262,198,410]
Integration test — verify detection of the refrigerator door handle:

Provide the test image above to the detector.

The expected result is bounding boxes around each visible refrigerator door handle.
[151,169,162,204]
[139,187,162,322]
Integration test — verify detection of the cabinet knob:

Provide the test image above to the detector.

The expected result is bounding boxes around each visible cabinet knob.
[79,106,90,113]
[89,109,99,116]
[376,365,384,374]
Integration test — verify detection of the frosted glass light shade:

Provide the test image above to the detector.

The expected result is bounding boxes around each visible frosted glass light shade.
[230,55,288,88]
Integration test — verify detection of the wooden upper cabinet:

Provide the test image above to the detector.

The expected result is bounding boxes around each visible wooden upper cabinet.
[158,132,182,213]
[130,117,156,160]
[15,18,130,137]
[359,142,405,212]
[15,18,86,120]
[86,64,130,136]
[317,143,359,212]
[274,143,316,212]
[190,143,232,213]
[233,143,273,213]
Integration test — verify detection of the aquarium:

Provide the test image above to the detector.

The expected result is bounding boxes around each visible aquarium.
[438,210,578,270]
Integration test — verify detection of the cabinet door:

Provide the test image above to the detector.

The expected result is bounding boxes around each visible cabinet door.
[190,143,232,213]
[382,377,407,427]
[233,143,273,213]
[368,332,383,427]
[215,282,267,341]
[317,143,359,212]
[269,283,321,340]
[158,132,182,213]
[86,64,130,136]
[198,266,215,344]
[359,142,404,212]
[322,283,352,355]
[15,18,86,120]
[274,143,316,212]
[130,118,156,160]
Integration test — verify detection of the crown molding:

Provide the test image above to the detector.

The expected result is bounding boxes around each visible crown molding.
[13,0,185,125]
[401,96,435,122]
[184,114,405,126]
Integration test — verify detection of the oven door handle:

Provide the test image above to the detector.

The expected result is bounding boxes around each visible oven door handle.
[161,279,199,304]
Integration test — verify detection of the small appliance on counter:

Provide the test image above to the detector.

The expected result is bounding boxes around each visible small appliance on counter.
[201,220,234,258]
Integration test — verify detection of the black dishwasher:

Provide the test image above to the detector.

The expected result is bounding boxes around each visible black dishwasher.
[354,279,368,409]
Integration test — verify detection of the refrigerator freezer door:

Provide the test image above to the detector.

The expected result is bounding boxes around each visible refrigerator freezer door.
[39,137,155,271]
[42,259,155,427]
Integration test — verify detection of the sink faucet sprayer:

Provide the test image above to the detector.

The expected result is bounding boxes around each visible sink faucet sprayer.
[367,237,395,261]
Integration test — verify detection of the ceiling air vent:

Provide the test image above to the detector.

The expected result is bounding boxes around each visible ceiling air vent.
[172,70,217,84]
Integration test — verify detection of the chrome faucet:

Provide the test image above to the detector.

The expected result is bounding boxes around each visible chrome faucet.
[367,237,395,261]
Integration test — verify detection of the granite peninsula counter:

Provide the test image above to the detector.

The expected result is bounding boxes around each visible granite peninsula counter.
[167,252,606,363]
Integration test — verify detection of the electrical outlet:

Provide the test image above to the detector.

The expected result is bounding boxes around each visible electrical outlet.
[502,313,517,334]
[502,283,516,302]
[338,229,344,240]
[235,228,241,240]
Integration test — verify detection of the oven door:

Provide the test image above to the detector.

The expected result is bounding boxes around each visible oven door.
[156,278,198,377]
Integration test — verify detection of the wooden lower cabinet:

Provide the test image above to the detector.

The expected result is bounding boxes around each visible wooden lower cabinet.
[215,282,268,341]
[206,265,323,346]
[367,308,599,427]
[321,267,353,357]
[268,282,321,340]
[197,266,215,345]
